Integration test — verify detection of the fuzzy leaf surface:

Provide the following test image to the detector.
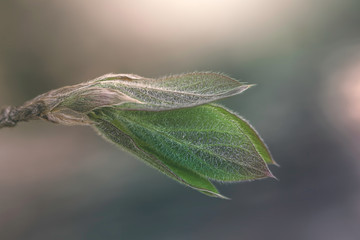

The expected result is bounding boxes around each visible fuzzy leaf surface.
[90,72,251,110]
[29,72,250,125]
[88,104,274,198]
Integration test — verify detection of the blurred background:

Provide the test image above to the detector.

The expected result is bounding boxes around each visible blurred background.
[1,0,360,239]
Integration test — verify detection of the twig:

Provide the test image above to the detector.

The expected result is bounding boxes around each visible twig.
[0,101,46,129]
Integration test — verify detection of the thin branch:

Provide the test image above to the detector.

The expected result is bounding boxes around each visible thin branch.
[0,101,46,129]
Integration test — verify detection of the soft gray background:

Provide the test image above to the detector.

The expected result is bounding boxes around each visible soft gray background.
[1,1,360,239]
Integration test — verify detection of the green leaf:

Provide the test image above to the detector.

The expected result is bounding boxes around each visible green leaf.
[29,72,251,126]
[214,106,277,166]
[88,104,275,198]
[91,114,226,199]
[91,114,227,198]
[91,72,252,110]
[0,71,276,199]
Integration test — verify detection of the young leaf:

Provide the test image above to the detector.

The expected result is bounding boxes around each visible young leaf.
[0,72,277,199]
[91,116,226,199]
[91,72,252,110]
[88,104,275,198]
[12,72,251,126]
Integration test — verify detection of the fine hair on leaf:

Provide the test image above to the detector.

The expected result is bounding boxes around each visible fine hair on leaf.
[0,72,277,198]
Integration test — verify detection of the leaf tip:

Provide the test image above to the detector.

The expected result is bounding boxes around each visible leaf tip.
[221,196,231,200]
[236,84,255,93]
[212,193,231,200]
[246,83,257,89]
[266,153,279,166]
[199,189,230,200]
[266,170,278,181]
[272,160,280,167]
